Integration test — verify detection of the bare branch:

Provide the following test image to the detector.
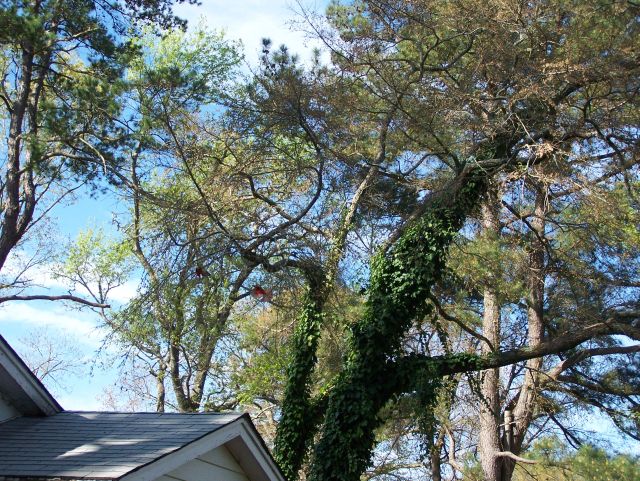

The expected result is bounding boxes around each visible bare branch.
[428,292,495,349]
[0,294,109,308]
[494,451,539,465]
[546,344,640,380]
[395,312,640,386]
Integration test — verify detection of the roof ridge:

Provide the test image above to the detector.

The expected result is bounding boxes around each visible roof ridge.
[62,410,242,415]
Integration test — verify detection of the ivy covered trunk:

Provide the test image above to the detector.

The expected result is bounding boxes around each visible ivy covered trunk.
[304,175,486,481]
[273,161,381,479]
[273,283,325,480]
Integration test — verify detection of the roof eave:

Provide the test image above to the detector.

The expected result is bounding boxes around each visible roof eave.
[0,335,62,417]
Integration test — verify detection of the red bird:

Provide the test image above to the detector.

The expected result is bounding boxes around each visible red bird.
[251,284,273,302]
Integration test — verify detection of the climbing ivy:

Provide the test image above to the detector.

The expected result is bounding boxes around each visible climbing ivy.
[303,176,486,481]
[274,189,370,479]
[273,281,326,480]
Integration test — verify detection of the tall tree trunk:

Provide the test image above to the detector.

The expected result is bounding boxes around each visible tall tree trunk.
[0,46,34,269]
[503,180,547,481]
[169,343,193,411]
[478,186,504,481]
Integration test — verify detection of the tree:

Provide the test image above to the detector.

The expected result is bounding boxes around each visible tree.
[265,1,640,480]
[15,326,86,392]
[0,0,196,307]
[510,437,640,481]
[428,170,640,481]
[58,24,244,412]
[43,2,638,480]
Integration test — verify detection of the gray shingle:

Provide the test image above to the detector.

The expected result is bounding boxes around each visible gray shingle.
[0,411,242,479]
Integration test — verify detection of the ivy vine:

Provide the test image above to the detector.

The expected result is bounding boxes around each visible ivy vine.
[303,177,486,481]
[274,279,326,480]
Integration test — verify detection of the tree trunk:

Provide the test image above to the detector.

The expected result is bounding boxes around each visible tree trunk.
[305,175,486,481]
[156,365,166,413]
[503,180,547,481]
[478,187,504,481]
[169,343,193,411]
[189,268,252,411]
[274,160,381,480]
[0,47,34,270]
[429,429,445,481]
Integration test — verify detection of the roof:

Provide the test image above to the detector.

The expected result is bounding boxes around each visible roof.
[0,334,61,416]
[0,411,244,480]
[0,335,285,481]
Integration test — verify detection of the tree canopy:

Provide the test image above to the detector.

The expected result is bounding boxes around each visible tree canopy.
[3,1,639,481]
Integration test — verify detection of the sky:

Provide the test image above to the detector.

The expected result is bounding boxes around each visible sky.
[175,0,329,64]
[0,0,331,411]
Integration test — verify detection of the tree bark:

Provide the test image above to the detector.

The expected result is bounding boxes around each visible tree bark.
[156,365,166,413]
[169,342,193,411]
[478,187,504,481]
[429,429,445,481]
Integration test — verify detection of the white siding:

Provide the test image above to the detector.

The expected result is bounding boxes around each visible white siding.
[0,392,19,422]
[198,445,246,473]
[158,445,250,481]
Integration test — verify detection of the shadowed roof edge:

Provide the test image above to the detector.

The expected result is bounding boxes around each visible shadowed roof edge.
[0,334,62,416]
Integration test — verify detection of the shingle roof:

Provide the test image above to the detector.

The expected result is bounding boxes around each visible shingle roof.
[0,411,243,480]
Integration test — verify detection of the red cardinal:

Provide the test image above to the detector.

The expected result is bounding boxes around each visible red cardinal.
[251,284,273,302]
[195,266,210,278]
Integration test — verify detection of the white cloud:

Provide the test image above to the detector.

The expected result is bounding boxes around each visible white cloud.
[2,249,68,290]
[108,280,139,304]
[175,0,329,64]
[28,268,69,290]
[0,302,105,347]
